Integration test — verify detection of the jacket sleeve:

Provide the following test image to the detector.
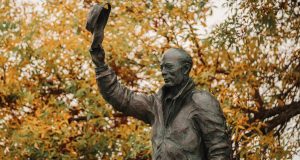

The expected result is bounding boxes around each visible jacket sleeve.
[191,91,231,159]
[95,66,155,125]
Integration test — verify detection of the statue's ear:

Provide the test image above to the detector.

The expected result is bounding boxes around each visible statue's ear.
[182,63,191,75]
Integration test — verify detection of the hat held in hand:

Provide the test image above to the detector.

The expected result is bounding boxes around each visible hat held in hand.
[86,3,111,34]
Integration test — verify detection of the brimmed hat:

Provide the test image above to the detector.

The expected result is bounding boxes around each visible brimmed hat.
[86,3,111,34]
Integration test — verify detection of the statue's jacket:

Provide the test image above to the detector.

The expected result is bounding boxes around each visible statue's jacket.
[96,67,231,160]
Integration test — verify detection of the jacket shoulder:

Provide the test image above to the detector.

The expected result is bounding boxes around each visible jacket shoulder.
[191,90,222,114]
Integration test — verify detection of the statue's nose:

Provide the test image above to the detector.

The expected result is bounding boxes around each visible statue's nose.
[161,68,167,77]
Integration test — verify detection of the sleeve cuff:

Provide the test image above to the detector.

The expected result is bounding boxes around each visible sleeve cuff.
[95,67,114,79]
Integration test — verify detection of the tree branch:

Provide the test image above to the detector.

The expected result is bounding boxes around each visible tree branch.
[261,101,300,134]
[185,20,206,66]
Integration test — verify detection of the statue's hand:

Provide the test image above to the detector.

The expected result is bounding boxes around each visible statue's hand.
[91,19,104,49]
[90,46,105,67]
[90,16,105,67]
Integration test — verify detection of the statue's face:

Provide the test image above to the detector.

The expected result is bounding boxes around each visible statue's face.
[160,50,186,87]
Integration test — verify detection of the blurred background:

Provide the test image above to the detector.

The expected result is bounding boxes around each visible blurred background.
[0,0,299,159]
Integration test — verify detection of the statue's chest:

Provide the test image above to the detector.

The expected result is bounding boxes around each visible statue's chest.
[151,102,200,153]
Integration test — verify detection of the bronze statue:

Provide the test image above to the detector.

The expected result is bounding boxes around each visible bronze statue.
[87,3,231,160]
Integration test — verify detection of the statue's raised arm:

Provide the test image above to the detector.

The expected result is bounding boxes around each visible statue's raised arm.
[86,4,155,124]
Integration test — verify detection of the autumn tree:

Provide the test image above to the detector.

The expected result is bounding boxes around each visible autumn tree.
[0,0,299,159]
[208,0,300,159]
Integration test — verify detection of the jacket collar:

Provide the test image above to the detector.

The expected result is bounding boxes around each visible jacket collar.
[160,78,196,126]
[161,77,195,101]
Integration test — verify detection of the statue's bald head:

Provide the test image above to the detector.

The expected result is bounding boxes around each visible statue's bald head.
[162,48,193,74]
[160,48,193,87]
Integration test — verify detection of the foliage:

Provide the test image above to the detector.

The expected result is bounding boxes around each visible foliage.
[0,0,299,159]
[209,0,300,159]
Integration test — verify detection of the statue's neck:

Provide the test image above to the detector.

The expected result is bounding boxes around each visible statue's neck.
[167,76,189,98]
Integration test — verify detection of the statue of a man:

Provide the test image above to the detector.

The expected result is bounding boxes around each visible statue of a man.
[87,4,231,160]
